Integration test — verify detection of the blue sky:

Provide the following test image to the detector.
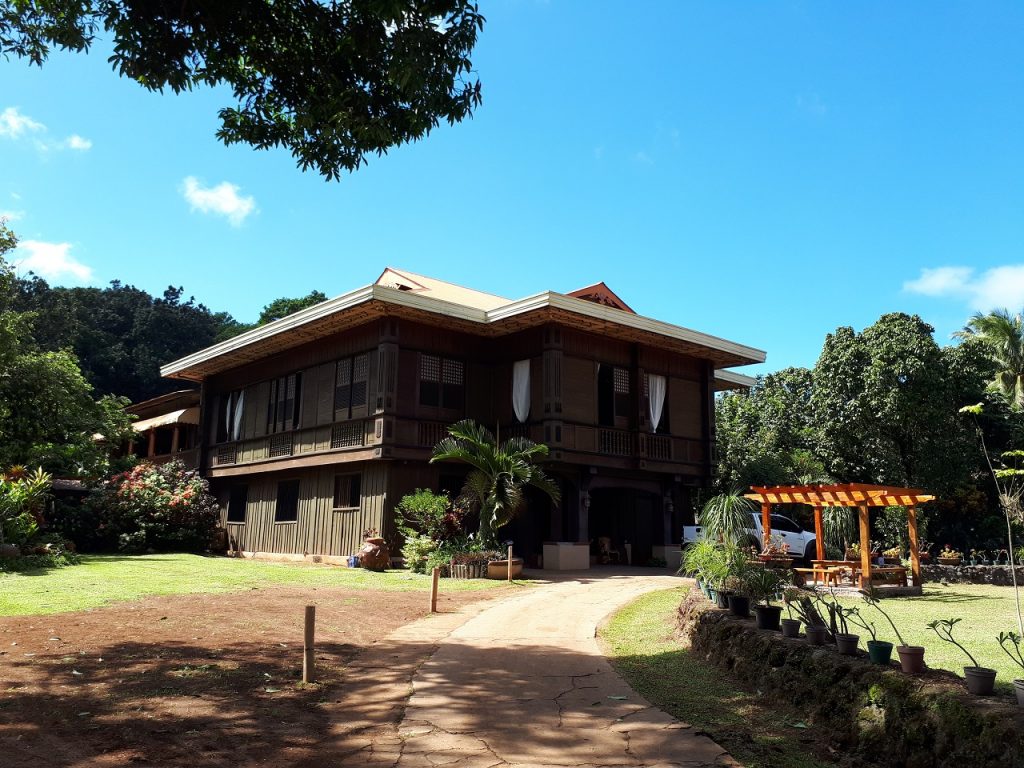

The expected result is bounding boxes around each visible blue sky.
[2,1,1023,375]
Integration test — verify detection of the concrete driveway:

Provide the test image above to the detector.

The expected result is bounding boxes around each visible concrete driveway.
[384,571,735,768]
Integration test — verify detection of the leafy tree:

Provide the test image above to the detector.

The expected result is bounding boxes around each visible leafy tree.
[430,420,559,547]
[955,309,1024,409]
[1,1,485,180]
[13,276,238,401]
[0,223,133,476]
[812,313,971,495]
[257,290,327,324]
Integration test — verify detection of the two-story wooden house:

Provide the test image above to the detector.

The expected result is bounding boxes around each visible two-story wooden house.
[160,269,764,568]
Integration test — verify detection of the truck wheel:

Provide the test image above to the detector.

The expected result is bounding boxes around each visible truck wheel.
[802,542,817,564]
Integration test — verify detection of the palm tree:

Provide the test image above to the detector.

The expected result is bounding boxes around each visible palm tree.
[699,491,757,547]
[956,309,1024,409]
[430,420,560,547]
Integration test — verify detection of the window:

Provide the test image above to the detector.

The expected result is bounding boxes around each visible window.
[217,389,244,442]
[770,515,802,534]
[332,474,361,511]
[267,373,302,433]
[334,354,369,420]
[598,364,630,426]
[642,374,671,435]
[274,479,300,523]
[419,355,464,409]
[227,484,248,523]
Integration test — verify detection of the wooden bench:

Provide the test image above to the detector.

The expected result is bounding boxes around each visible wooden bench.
[868,566,908,586]
[794,566,843,587]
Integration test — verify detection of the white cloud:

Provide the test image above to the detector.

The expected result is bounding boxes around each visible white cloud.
[182,176,257,227]
[0,107,92,152]
[633,151,654,166]
[13,240,93,283]
[0,107,45,139]
[0,209,24,222]
[63,134,92,151]
[904,265,1024,311]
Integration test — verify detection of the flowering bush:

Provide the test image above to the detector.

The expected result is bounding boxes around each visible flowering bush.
[82,461,219,552]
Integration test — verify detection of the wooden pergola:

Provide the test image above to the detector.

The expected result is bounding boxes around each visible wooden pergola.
[744,483,935,589]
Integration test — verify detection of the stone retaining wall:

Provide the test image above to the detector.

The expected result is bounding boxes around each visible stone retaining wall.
[676,591,1023,768]
[922,563,1024,585]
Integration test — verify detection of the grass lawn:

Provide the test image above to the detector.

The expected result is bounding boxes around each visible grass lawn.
[835,583,1024,690]
[0,553,515,616]
[600,587,835,768]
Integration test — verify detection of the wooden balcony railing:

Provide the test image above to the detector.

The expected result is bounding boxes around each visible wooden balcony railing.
[598,427,633,457]
[638,433,672,461]
[417,420,450,448]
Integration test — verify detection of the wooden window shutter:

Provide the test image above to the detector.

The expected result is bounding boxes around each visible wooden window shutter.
[334,358,352,420]
[299,370,318,431]
[351,354,369,418]
[314,363,335,425]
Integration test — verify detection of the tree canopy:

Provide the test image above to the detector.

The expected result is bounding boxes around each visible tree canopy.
[0,224,133,477]
[1,0,485,180]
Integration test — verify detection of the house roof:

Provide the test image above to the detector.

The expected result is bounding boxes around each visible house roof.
[566,282,636,313]
[161,272,766,381]
[127,389,201,418]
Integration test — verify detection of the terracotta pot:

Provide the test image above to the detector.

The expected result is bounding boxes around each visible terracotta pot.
[835,633,860,656]
[897,645,926,674]
[781,618,801,638]
[964,666,997,695]
[753,605,781,631]
[1014,679,1024,707]
[805,625,829,646]
[867,640,893,665]
[358,537,391,572]
[486,558,523,579]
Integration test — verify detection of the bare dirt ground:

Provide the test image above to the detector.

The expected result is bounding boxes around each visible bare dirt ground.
[0,584,492,767]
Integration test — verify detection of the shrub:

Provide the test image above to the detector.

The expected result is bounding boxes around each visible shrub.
[0,466,50,547]
[79,461,219,553]
[395,488,466,541]
[0,533,79,572]
[401,533,438,574]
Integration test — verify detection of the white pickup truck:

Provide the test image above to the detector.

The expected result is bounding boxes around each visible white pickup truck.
[682,511,817,562]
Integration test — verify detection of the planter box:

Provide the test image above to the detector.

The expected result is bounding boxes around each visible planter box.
[542,542,590,570]
[450,562,485,579]
[937,557,962,566]
[487,558,524,579]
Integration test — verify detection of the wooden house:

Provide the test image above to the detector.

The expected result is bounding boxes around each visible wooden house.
[160,269,764,568]
[126,389,201,467]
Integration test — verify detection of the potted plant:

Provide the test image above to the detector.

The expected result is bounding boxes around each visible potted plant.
[969,549,980,566]
[846,608,890,663]
[723,575,751,618]
[783,590,831,645]
[780,588,804,638]
[824,595,860,656]
[844,542,861,562]
[937,546,962,566]
[928,618,997,695]
[358,528,391,571]
[997,631,1024,706]
[864,590,925,673]
[883,547,902,565]
[758,535,793,569]
[746,566,787,631]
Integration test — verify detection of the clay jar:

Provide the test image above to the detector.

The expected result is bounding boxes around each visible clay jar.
[358,537,391,571]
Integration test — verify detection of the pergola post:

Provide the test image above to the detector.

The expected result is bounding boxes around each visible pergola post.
[813,506,824,562]
[761,501,772,550]
[907,505,921,586]
[857,503,872,589]
[171,425,180,455]
[147,428,156,459]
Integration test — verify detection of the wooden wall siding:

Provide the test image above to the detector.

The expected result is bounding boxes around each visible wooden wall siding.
[396,349,419,417]
[561,327,631,365]
[465,362,494,425]
[637,347,703,379]
[669,378,703,438]
[562,357,596,424]
[212,323,380,392]
[222,462,389,557]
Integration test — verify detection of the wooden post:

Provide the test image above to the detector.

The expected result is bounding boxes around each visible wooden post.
[907,505,921,586]
[430,567,440,613]
[147,429,156,459]
[302,605,315,683]
[813,506,825,562]
[761,501,772,549]
[170,424,180,455]
[858,503,871,589]
[507,544,513,582]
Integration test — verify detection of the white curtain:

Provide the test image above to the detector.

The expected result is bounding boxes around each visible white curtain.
[648,374,666,433]
[231,391,245,440]
[512,359,531,423]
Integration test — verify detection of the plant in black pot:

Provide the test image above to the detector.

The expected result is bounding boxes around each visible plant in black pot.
[746,565,788,631]
[927,618,997,695]
[780,588,803,638]
[821,592,860,656]
[864,590,925,673]
[785,591,832,646]
[997,631,1024,706]
[724,575,751,618]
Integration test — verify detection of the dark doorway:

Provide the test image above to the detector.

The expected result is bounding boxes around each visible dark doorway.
[588,487,661,566]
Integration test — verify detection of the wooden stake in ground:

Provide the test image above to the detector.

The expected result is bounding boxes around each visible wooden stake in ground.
[302,605,315,683]
[507,544,513,582]
[430,566,440,613]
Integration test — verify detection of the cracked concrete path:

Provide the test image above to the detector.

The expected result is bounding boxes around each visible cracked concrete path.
[389,572,736,768]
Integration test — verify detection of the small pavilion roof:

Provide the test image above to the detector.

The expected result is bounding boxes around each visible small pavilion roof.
[745,483,935,508]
